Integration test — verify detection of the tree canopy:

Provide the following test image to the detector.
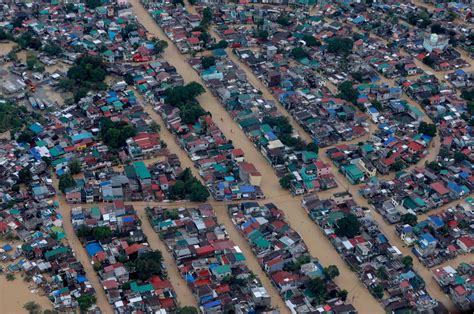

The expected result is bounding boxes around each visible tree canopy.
[68,158,82,175]
[131,250,164,280]
[418,122,437,137]
[291,47,308,60]
[335,214,361,238]
[92,226,113,241]
[0,101,28,133]
[279,174,292,189]
[323,265,340,280]
[168,168,209,201]
[326,37,353,55]
[59,173,76,192]
[99,118,137,149]
[337,81,359,106]
[401,213,417,226]
[164,82,206,124]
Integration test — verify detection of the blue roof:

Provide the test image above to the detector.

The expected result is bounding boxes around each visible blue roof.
[30,147,42,161]
[71,132,93,143]
[203,300,221,309]
[455,69,466,76]
[447,181,462,194]
[266,131,278,141]
[429,216,444,228]
[77,275,88,283]
[377,234,388,243]
[384,136,396,146]
[29,123,43,134]
[122,216,135,223]
[368,107,379,113]
[85,242,103,257]
[240,185,256,193]
[421,233,436,243]
[2,244,13,251]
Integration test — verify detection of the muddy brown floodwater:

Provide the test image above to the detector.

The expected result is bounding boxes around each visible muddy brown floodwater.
[129,0,385,312]
[51,177,114,314]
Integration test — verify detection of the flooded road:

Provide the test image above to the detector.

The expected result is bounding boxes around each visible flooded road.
[0,241,53,314]
[51,177,114,314]
[130,1,384,312]
[0,275,53,314]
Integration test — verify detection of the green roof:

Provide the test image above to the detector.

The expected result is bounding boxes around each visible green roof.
[213,264,231,275]
[130,282,154,294]
[44,246,69,259]
[133,161,151,180]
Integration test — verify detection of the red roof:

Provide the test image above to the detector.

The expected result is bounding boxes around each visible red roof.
[430,182,450,195]
[188,37,200,45]
[0,221,9,232]
[196,245,215,256]
[125,243,145,255]
[132,132,160,150]
[458,235,474,249]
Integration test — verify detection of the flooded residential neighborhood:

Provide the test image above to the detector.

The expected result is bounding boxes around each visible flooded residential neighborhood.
[0,1,473,314]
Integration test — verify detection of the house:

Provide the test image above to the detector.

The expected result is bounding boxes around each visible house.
[342,164,365,184]
[456,236,474,253]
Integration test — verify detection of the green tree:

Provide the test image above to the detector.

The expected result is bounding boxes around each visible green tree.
[307,278,328,303]
[177,306,198,314]
[17,130,34,143]
[152,40,168,55]
[43,43,63,56]
[291,47,308,60]
[210,40,228,50]
[327,37,353,55]
[92,226,112,241]
[18,168,32,183]
[124,73,134,85]
[77,294,96,312]
[256,29,269,39]
[306,142,319,154]
[401,213,417,226]
[189,182,210,202]
[338,289,348,301]
[335,214,361,238]
[390,160,405,172]
[86,0,101,9]
[426,161,441,171]
[454,152,467,163]
[418,122,437,137]
[201,56,216,69]
[58,173,75,192]
[150,121,161,133]
[323,265,340,280]
[372,285,384,299]
[402,256,413,270]
[132,250,164,280]
[99,118,137,149]
[68,159,82,175]
[58,78,75,91]
[279,174,292,189]
[276,14,292,26]
[302,35,321,47]
[23,301,41,314]
[76,225,92,238]
[338,81,358,105]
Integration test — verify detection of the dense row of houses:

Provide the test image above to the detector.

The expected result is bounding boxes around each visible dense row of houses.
[395,198,473,268]
[227,202,356,313]
[0,199,98,311]
[302,192,446,313]
[127,61,265,200]
[192,55,338,195]
[432,262,474,311]
[72,202,178,313]
[147,204,276,313]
